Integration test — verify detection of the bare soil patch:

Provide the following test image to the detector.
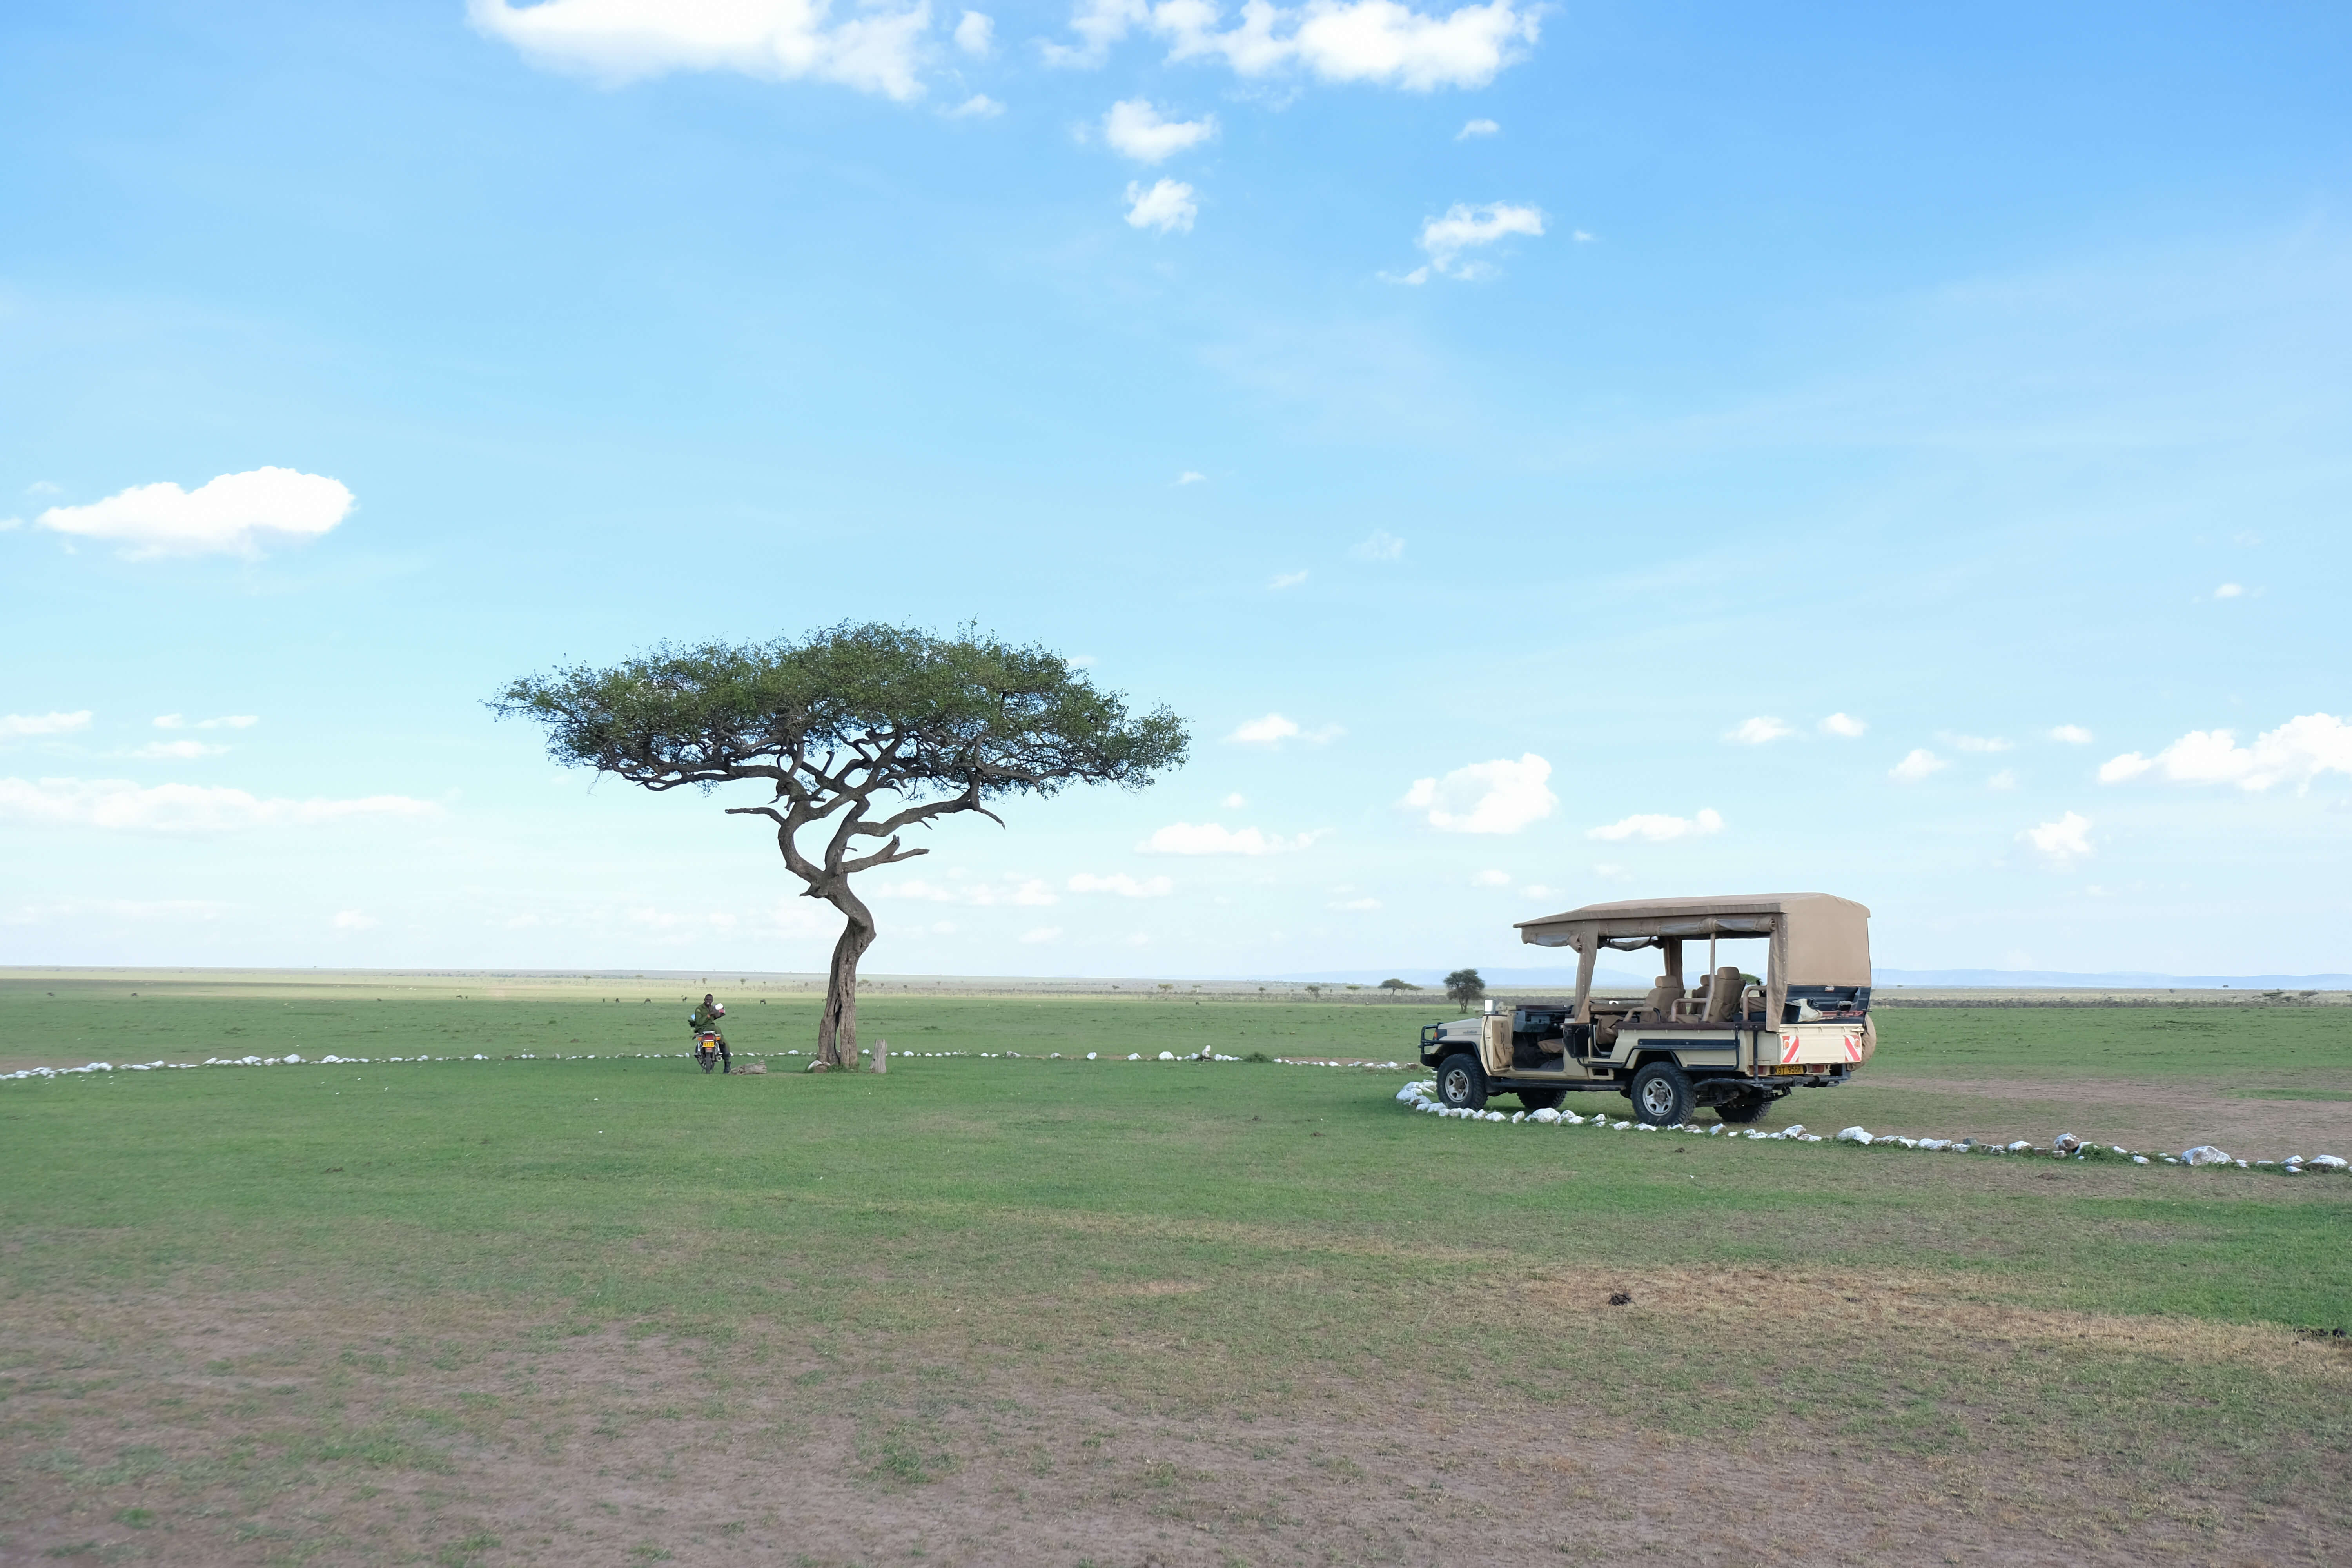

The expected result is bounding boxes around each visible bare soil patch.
[4,1282,2345,1568]
[1862,1073,2352,1156]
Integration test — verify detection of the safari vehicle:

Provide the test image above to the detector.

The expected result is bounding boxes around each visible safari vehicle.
[1419,892,1876,1125]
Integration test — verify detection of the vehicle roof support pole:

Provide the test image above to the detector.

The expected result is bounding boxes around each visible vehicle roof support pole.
[1767,917,1788,1033]
[1573,934,1597,1023]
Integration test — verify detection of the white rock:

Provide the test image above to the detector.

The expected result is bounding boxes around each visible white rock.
[1785,1125,1806,1136]
[2134,1155,2151,1165]
[1612,1120,1632,1131]
[2181,1145,2231,1167]
[1087,1051,1097,1060]
[1836,1126,1872,1145]
[2053,1133,2082,1156]
[1562,1111,1585,1125]
[2308,1155,2347,1171]
[1127,1053,1141,1061]
[1532,1107,1560,1124]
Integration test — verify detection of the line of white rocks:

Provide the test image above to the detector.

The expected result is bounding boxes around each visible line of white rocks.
[1393,1081,2350,1176]
[1,1047,1413,1082]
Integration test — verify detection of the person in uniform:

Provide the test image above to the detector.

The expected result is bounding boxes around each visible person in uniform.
[688,993,731,1072]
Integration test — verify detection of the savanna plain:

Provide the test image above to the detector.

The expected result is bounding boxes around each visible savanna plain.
[2,972,2348,1568]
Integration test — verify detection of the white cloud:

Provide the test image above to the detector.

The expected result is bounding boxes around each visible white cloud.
[1048,0,1539,89]
[2214,582,2244,599]
[1390,200,1542,283]
[1066,654,1098,669]
[944,92,1004,117]
[1327,895,1382,911]
[130,740,228,760]
[1987,769,2018,791]
[1520,882,1555,898]
[1818,712,1867,738]
[1889,748,1948,783]
[332,910,380,931]
[1123,178,1198,233]
[1945,733,2013,753]
[2021,811,2093,866]
[1019,925,1063,943]
[1139,821,1319,855]
[36,468,354,560]
[1457,116,1498,138]
[1221,792,1247,808]
[1103,98,1218,162]
[2049,724,2093,745]
[154,713,258,730]
[873,875,1058,906]
[1,711,92,737]
[468,0,930,101]
[1401,753,1556,835]
[1229,712,1301,744]
[1472,868,1511,886]
[954,8,993,53]
[0,777,438,833]
[1068,872,1174,897]
[0,517,19,532]
[1270,569,1308,589]
[1728,716,1793,745]
[25,481,61,496]
[1591,862,1632,883]
[1350,528,1404,561]
[1176,470,1207,485]
[1586,807,1723,844]
[2097,713,2352,792]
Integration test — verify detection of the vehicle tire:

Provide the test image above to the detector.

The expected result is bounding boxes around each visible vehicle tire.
[1435,1053,1488,1111]
[1516,1087,1566,1111]
[1630,1062,1694,1126]
[699,1047,718,1074]
[1715,1089,1769,1124]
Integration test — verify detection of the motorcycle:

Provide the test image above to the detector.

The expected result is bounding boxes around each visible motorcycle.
[692,1031,724,1073]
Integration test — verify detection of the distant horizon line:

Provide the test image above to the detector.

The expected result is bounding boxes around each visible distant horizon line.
[4,964,2348,991]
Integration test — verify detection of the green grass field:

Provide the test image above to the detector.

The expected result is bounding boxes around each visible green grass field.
[4,975,2349,1565]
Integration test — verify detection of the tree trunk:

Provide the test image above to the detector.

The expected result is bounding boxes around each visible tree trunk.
[815,898,877,1068]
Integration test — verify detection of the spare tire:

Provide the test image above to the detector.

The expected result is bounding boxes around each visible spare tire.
[1435,1053,1488,1112]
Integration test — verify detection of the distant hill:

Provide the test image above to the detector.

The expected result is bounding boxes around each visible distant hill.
[1872,969,2352,989]
[1266,967,1655,991]
[1270,967,2352,991]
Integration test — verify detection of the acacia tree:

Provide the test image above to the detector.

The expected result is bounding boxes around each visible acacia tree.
[1444,967,1485,1011]
[492,623,1188,1067]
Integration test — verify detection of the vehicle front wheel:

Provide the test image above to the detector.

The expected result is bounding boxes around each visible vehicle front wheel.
[1516,1086,1565,1111]
[1715,1089,1769,1124]
[1435,1053,1488,1111]
[1630,1062,1694,1126]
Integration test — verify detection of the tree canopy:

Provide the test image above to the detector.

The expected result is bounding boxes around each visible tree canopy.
[1444,967,1486,1011]
[493,622,1189,1063]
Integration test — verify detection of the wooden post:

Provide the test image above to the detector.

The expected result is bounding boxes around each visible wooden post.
[869,1036,888,1074]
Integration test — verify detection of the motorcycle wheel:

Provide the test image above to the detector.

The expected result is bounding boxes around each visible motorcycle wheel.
[699,1047,718,1074]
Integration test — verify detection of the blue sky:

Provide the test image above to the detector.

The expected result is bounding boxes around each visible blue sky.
[3,0,2348,978]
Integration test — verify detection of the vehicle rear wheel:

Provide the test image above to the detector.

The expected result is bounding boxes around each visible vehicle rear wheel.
[1715,1089,1769,1124]
[1516,1086,1565,1111]
[699,1048,718,1073]
[1435,1053,1488,1111]
[1630,1062,1694,1126]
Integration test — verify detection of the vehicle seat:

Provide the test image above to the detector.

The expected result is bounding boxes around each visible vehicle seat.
[1703,965,1743,1024]
[1639,976,1682,1024]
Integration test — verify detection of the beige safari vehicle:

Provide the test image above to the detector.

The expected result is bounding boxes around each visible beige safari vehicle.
[1418,892,1877,1125]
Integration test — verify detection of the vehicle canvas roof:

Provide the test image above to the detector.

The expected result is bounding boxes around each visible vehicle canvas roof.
[1515,891,1872,1000]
